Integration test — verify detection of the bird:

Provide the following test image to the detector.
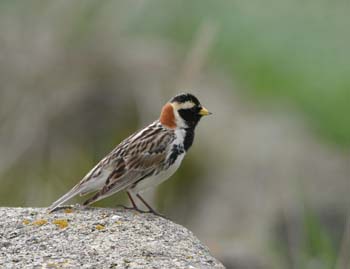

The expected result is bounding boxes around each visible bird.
[49,93,211,214]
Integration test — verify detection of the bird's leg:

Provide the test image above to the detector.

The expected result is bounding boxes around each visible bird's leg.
[136,193,164,217]
[116,191,137,210]
[117,191,148,213]
[127,191,138,209]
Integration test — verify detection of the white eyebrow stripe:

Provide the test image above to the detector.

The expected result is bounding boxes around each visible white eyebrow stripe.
[173,101,195,110]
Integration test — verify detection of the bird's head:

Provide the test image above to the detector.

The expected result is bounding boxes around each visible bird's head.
[160,93,211,129]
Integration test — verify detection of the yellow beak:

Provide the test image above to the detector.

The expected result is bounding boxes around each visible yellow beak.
[198,107,212,116]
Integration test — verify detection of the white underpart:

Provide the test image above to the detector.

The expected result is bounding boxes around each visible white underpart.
[130,128,187,194]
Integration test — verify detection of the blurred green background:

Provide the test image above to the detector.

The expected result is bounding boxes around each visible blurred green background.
[1,1,350,268]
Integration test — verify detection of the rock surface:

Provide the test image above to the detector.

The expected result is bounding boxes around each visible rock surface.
[0,207,224,268]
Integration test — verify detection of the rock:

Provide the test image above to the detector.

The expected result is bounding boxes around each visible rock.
[0,207,224,268]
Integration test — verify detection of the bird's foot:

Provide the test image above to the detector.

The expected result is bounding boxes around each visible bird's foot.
[144,209,169,219]
[115,204,148,213]
[116,204,167,218]
[116,204,134,210]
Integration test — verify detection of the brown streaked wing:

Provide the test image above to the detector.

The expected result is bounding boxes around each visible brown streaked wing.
[82,124,175,205]
[79,121,163,185]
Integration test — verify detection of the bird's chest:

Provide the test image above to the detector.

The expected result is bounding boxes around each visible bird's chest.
[132,147,185,193]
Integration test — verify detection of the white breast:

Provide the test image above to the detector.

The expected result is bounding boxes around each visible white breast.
[130,128,187,194]
[131,152,185,194]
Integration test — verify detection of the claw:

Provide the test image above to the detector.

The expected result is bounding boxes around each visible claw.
[115,204,134,210]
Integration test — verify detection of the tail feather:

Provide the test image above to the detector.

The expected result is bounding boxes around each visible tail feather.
[83,182,131,206]
[48,186,81,213]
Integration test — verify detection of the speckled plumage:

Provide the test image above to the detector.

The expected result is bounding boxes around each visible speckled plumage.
[49,93,211,214]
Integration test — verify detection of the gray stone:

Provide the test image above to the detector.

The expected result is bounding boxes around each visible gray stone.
[0,207,224,268]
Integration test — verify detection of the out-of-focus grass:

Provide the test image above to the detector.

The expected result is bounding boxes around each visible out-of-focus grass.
[299,207,337,269]
[272,204,340,269]
[130,0,350,147]
[0,1,348,268]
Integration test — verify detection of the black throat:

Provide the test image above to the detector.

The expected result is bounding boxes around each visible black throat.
[183,127,195,151]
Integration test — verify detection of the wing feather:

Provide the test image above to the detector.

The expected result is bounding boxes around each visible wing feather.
[49,121,175,211]
[82,123,175,205]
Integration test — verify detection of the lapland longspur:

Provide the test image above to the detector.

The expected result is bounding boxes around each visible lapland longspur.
[49,93,211,214]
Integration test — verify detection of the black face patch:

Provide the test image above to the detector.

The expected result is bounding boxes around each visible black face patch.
[170,93,204,151]
[170,93,200,106]
[178,106,202,129]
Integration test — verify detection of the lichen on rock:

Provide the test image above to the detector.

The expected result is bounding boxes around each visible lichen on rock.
[0,207,224,268]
